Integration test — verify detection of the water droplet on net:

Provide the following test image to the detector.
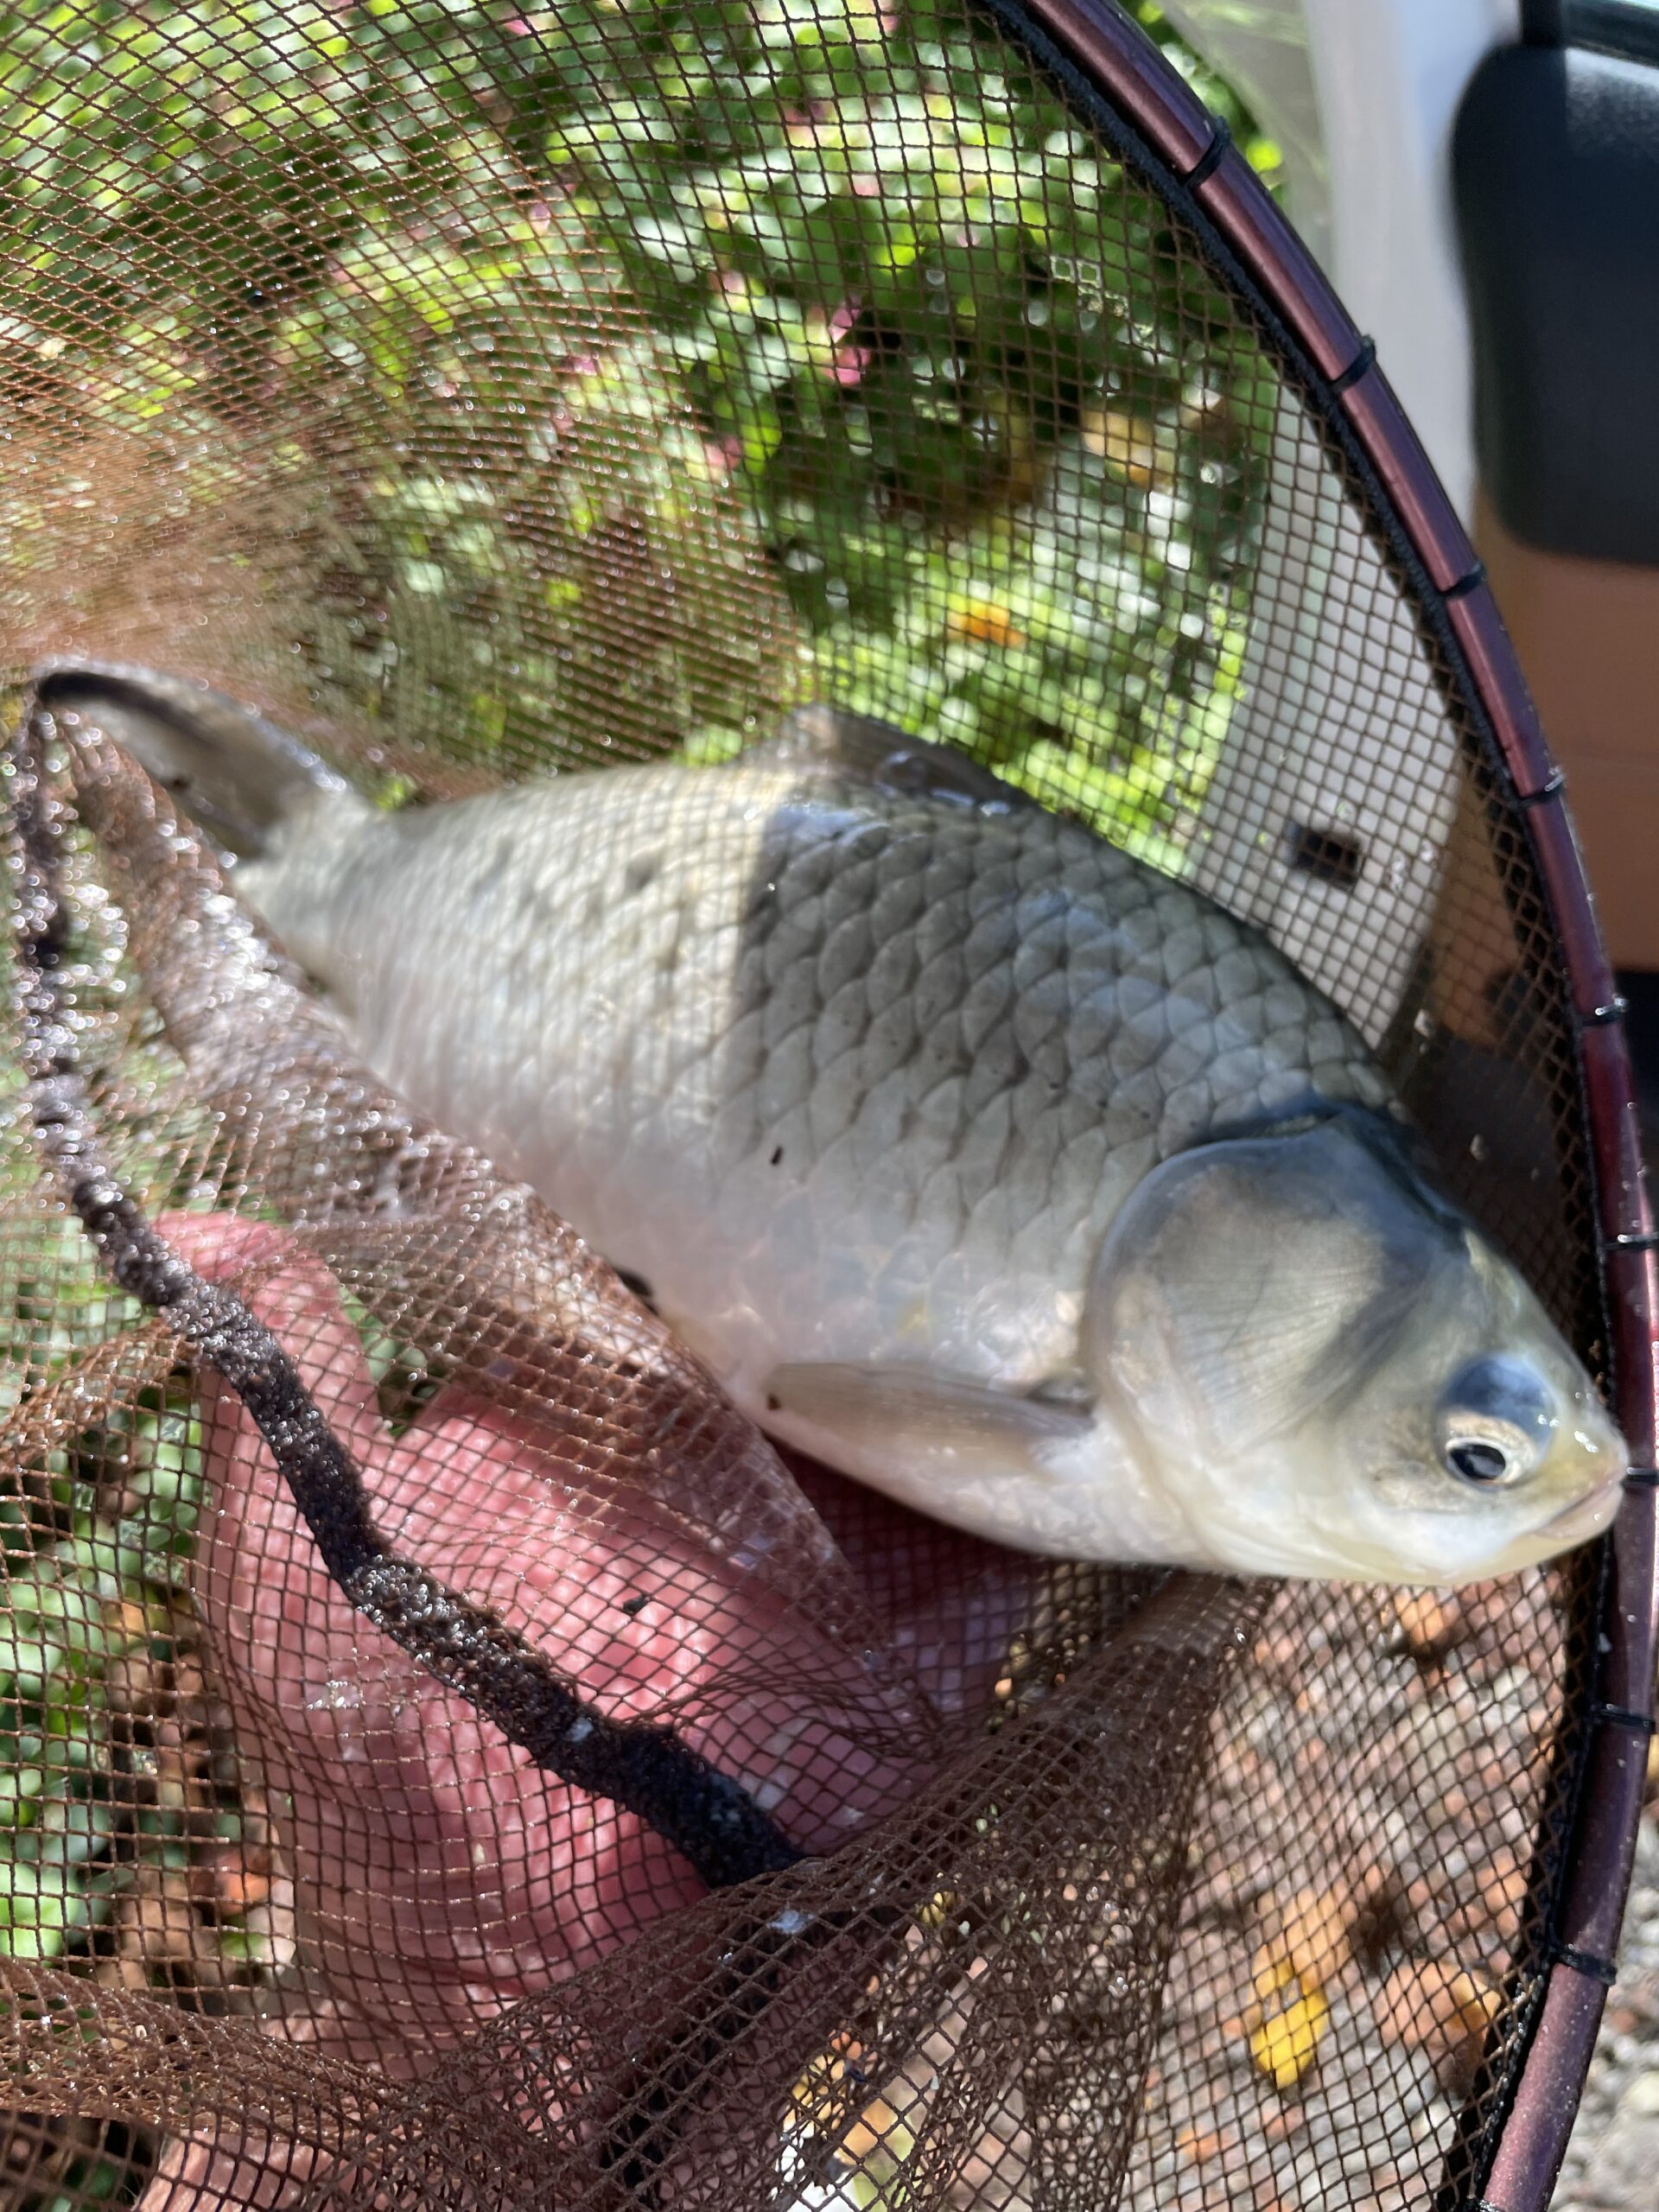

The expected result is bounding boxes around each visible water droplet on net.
[304,1676,365,1714]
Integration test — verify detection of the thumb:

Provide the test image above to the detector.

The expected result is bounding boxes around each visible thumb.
[150,1212,416,1746]
[152,1211,387,1477]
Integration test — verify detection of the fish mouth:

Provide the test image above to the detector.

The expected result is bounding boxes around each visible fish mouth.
[1536,1472,1624,1548]
[1438,1473,1624,1586]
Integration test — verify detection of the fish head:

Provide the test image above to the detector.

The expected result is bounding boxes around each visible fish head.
[1084,1114,1624,1586]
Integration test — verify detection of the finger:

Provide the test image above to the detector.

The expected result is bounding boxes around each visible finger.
[135,2129,324,2211]
[152,1211,387,1470]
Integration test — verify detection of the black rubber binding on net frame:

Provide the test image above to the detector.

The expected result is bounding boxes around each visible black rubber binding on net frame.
[1550,1942,1621,1989]
[1510,767,1569,810]
[1180,111,1230,188]
[1327,334,1377,397]
[1588,1700,1657,1736]
[3,692,807,1898]
[1440,559,1487,604]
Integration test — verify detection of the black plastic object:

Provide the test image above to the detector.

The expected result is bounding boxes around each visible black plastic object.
[1454,38,1659,563]
[1522,0,1659,67]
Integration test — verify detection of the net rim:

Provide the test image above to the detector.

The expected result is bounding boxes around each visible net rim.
[968,3,1659,2204]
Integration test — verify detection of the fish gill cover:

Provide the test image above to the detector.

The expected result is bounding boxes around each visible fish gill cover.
[0,3,1637,2211]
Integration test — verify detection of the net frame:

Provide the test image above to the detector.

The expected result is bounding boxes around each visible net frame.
[988,10,1659,2203]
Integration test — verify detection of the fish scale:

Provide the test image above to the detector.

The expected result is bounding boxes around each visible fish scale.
[242,760,1391,1398]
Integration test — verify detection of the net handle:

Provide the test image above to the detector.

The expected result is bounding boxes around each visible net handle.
[2,688,806,1896]
[970,5,1659,2202]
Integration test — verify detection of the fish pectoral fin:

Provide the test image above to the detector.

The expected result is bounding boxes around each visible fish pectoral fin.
[763,1361,1090,1472]
[752,704,1037,814]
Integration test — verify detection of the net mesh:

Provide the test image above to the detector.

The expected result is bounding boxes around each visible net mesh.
[0,3,1624,2208]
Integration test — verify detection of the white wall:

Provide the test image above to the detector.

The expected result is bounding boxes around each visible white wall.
[1155,0,1520,522]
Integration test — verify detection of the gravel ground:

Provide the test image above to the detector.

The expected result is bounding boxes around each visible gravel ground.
[1549,1796,1659,2211]
[0,1561,1646,2211]
[1550,1059,1659,2212]
[1109,1578,1575,2212]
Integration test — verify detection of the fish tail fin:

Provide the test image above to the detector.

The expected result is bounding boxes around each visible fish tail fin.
[32,659,355,861]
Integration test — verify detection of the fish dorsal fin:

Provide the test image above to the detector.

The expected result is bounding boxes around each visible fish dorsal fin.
[753,702,1038,813]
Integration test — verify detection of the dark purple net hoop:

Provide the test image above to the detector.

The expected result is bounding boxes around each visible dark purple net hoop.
[992,11,1659,2202]
[987,6,1659,2194]
[0,5,1652,2212]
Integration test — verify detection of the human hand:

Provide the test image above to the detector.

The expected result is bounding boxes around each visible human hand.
[138,1215,1036,2205]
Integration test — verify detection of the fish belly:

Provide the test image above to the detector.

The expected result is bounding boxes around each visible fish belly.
[244,760,1389,1423]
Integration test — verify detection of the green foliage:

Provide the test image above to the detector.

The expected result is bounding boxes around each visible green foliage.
[0,20,1277,2177]
[0,1363,201,1967]
[1,0,1279,844]
[0,897,219,2020]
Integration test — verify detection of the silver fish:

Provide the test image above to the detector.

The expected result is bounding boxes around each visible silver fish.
[42,664,1624,1585]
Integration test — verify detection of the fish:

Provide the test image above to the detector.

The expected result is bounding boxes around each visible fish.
[35,661,1626,1586]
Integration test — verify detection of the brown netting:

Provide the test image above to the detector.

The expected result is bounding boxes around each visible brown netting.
[0,3,1641,2209]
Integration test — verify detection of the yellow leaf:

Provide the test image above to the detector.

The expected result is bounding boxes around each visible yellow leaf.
[946,601,1025,649]
[1250,1986,1331,2091]
[1249,1948,1300,2006]
[1081,408,1169,489]
[1251,1881,1359,1993]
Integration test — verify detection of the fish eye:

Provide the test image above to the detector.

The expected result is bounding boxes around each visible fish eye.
[1443,1436,1513,1485]
[1433,1354,1557,1489]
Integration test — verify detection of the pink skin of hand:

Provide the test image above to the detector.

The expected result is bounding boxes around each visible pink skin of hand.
[138,1216,1035,2207]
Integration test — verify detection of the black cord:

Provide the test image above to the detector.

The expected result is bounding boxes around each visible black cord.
[4,694,805,1895]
